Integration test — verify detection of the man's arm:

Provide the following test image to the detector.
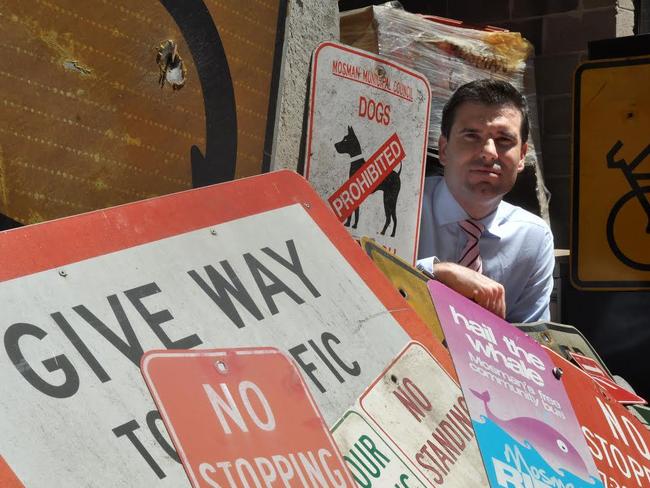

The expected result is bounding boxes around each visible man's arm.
[417,257,506,318]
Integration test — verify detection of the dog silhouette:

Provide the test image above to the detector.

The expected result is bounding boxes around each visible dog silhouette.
[334,126,401,237]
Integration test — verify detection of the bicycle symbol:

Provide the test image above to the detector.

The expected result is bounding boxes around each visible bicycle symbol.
[606,140,650,270]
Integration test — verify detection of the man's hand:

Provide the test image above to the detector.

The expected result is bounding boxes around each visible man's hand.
[433,262,506,318]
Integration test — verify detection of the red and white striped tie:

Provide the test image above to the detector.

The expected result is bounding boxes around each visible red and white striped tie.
[458,219,485,273]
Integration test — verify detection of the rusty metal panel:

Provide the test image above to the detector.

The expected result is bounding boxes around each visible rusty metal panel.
[0,0,286,225]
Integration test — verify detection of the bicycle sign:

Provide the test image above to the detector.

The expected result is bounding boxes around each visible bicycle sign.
[571,57,650,289]
[606,140,650,271]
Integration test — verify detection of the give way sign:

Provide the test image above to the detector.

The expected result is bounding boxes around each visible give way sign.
[142,348,354,488]
[305,42,430,263]
[0,170,449,487]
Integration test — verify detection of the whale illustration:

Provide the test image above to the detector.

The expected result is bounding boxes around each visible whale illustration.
[471,389,592,481]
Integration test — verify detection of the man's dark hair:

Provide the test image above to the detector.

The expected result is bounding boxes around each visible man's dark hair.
[440,79,530,143]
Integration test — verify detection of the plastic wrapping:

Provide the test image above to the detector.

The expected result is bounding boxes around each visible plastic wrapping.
[341,2,544,171]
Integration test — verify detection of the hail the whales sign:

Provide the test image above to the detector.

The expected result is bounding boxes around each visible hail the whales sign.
[0,171,443,487]
[431,281,603,488]
[304,42,430,263]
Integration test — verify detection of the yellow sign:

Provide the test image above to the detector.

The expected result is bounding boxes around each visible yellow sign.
[361,237,445,341]
[572,57,650,289]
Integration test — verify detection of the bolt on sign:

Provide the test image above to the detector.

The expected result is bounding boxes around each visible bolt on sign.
[361,237,444,342]
[571,57,650,290]
[332,410,427,487]
[430,281,604,488]
[0,171,447,486]
[141,348,355,488]
[0,0,287,227]
[549,352,650,488]
[304,41,431,264]
[359,342,489,486]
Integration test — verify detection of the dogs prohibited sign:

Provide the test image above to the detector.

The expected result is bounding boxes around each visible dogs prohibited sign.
[142,348,354,488]
[305,42,431,264]
[572,57,650,289]
[0,171,444,486]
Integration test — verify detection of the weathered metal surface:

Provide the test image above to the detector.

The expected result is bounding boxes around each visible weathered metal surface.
[514,321,613,377]
[0,0,286,226]
[0,171,447,486]
[305,41,430,264]
[361,237,444,342]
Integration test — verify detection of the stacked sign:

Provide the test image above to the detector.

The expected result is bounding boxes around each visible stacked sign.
[305,42,430,263]
[0,171,444,486]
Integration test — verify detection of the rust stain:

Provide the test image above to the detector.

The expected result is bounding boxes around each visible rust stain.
[39,25,95,78]
[18,15,94,78]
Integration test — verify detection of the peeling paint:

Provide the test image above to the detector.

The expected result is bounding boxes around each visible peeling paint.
[123,134,142,146]
[63,60,93,76]
[20,17,94,79]
[156,40,186,90]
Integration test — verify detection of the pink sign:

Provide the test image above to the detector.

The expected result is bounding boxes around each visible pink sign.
[429,281,603,488]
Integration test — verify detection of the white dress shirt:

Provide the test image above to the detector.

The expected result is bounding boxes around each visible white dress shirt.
[417,176,555,323]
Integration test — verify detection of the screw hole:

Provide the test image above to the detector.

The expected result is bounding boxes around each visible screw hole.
[390,374,398,383]
[398,288,408,299]
[215,361,228,375]
[552,367,563,380]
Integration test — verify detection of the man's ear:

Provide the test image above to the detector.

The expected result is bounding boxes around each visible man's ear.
[438,134,448,166]
[517,142,528,173]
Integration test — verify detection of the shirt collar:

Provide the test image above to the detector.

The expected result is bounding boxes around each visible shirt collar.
[434,178,506,239]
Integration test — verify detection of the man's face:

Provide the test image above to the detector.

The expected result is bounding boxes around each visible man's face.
[439,102,528,216]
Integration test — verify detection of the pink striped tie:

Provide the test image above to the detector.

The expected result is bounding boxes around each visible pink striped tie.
[458,219,484,273]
